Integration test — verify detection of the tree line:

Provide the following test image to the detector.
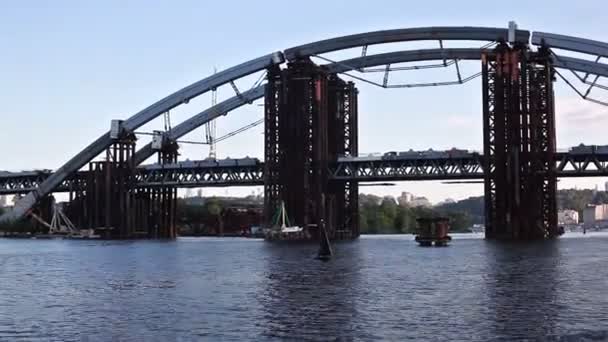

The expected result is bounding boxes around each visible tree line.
[359,194,475,234]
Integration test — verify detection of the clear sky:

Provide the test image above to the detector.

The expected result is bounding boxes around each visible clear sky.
[1,0,608,203]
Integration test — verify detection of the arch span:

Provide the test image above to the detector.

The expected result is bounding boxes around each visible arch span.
[284,26,529,59]
[135,49,608,167]
[4,26,608,223]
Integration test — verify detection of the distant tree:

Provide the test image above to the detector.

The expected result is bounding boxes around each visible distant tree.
[394,206,408,233]
[380,197,397,222]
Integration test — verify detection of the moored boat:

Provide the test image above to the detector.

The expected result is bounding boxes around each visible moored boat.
[264,202,313,242]
[415,217,452,247]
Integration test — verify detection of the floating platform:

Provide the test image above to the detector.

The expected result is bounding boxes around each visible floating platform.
[415,217,452,247]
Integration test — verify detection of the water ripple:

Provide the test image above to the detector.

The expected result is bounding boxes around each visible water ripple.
[0,235,607,340]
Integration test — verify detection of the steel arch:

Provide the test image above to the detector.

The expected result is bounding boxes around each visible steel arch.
[6,26,608,223]
[135,49,608,168]
[132,86,266,165]
[532,32,608,57]
[284,26,530,60]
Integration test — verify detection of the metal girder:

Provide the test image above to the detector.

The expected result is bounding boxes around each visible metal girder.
[7,152,608,194]
[330,156,486,182]
[285,27,530,60]
[323,48,608,79]
[134,164,263,188]
[555,152,608,177]
[132,86,265,165]
[325,48,486,73]
[0,172,86,195]
[2,52,284,222]
[552,55,608,78]
[532,32,608,57]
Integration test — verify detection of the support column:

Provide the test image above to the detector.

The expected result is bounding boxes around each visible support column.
[263,58,329,239]
[327,75,359,239]
[264,59,359,240]
[156,140,179,239]
[482,44,558,240]
[82,133,137,239]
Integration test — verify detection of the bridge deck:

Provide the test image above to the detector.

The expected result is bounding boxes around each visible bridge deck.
[3,152,608,195]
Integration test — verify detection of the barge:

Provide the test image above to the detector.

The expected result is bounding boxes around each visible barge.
[415,217,452,247]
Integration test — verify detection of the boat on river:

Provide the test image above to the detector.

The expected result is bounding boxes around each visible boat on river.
[415,217,452,247]
[264,202,312,241]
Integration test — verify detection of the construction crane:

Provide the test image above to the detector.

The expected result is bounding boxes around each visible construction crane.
[205,68,218,159]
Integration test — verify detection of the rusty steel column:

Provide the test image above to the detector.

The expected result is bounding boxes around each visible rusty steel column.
[482,44,558,240]
[263,65,283,226]
[155,141,179,239]
[81,134,137,239]
[263,58,333,238]
[524,48,558,238]
[343,81,359,239]
[327,76,359,240]
[263,59,357,240]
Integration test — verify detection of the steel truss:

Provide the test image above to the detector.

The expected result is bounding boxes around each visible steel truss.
[327,76,359,239]
[135,164,263,188]
[482,44,558,240]
[331,156,485,181]
[8,153,608,195]
[263,58,329,236]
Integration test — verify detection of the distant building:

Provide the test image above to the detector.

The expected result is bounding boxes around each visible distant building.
[397,192,413,207]
[410,196,431,208]
[583,204,608,227]
[558,210,579,225]
[0,196,6,208]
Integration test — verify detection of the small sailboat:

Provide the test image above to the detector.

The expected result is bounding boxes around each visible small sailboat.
[264,201,308,241]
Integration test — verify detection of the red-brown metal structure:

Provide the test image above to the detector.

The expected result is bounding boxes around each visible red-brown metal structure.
[482,44,558,239]
[263,59,359,240]
[63,134,179,239]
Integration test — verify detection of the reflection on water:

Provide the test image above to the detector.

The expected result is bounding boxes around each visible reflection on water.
[0,235,607,340]
[258,242,363,340]
[484,241,561,339]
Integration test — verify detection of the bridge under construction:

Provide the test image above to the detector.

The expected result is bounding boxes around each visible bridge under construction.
[3,24,608,241]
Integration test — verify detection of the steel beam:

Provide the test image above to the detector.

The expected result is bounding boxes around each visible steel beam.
[326,48,486,73]
[132,86,265,165]
[532,32,608,57]
[8,152,608,194]
[285,27,530,60]
[551,55,608,78]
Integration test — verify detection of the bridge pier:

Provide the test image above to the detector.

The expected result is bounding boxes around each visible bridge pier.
[327,75,359,239]
[148,139,179,239]
[65,131,179,239]
[264,59,359,239]
[482,44,558,240]
[82,134,137,238]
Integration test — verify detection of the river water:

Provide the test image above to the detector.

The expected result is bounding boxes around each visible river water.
[1,233,607,341]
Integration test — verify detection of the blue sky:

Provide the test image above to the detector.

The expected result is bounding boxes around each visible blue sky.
[1,0,608,203]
